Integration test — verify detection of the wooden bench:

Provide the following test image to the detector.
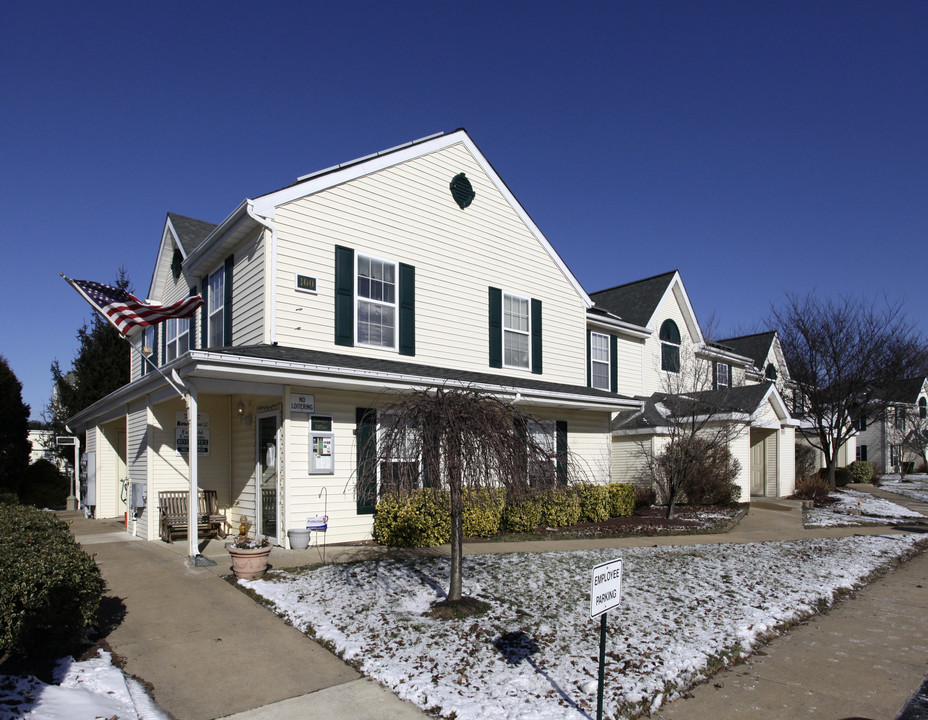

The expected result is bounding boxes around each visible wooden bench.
[158,490,226,543]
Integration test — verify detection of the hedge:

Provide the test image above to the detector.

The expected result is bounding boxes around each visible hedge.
[0,503,104,659]
[606,483,635,517]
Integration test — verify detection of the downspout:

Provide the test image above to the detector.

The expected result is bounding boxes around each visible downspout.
[246,201,278,346]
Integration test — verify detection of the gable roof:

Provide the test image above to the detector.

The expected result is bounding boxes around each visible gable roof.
[717,331,777,370]
[166,213,217,255]
[589,271,677,327]
[874,377,928,404]
[611,382,791,434]
[247,128,592,308]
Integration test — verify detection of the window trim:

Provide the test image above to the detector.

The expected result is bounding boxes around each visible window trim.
[163,317,189,362]
[920,397,927,420]
[716,362,730,388]
[659,319,681,374]
[502,291,531,370]
[141,326,155,375]
[355,252,398,351]
[590,331,610,391]
[207,266,225,348]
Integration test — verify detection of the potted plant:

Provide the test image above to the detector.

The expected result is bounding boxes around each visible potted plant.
[226,535,272,580]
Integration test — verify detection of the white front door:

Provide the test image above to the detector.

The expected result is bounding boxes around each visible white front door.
[751,433,766,496]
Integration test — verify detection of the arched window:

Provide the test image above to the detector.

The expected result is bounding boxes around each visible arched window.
[765,363,778,381]
[659,319,680,373]
[920,397,927,420]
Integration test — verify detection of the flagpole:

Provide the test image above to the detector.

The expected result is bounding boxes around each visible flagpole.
[60,273,187,399]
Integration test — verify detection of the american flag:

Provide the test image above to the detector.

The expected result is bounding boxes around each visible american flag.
[65,277,204,335]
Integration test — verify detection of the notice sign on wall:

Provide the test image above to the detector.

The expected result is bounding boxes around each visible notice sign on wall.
[590,558,622,618]
[176,412,209,456]
[290,394,315,414]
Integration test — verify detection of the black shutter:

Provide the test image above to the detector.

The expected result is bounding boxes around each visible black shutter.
[335,246,355,347]
[488,287,502,368]
[531,298,542,375]
[556,420,568,484]
[713,361,718,390]
[728,364,733,387]
[356,408,377,514]
[586,330,592,387]
[188,286,197,348]
[223,255,233,346]
[398,263,415,356]
[139,334,146,377]
[153,324,159,367]
[610,335,618,393]
[200,276,209,349]
[160,321,166,365]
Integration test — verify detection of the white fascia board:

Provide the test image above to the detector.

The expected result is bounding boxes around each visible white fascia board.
[250,129,593,308]
[182,201,251,273]
[587,313,651,340]
[697,345,753,366]
[181,351,638,412]
[148,220,182,301]
[612,426,673,437]
[647,272,704,344]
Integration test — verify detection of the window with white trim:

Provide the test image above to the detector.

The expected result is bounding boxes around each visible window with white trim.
[357,254,397,349]
[659,319,681,373]
[920,397,927,420]
[141,326,155,374]
[590,332,610,390]
[164,317,189,362]
[716,362,729,388]
[528,419,556,485]
[504,292,530,369]
[378,411,420,488]
[208,267,225,347]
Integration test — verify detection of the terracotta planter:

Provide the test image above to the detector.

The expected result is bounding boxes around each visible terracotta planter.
[227,543,272,580]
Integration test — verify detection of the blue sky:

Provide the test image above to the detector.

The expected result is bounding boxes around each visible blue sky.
[2,1,926,420]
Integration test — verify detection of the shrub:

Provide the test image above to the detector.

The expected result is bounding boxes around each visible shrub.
[19,460,69,509]
[0,502,104,659]
[462,488,506,538]
[538,487,581,527]
[500,493,543,533]
[794,473,831,501]
[847,461,875,485]
[659,439,741,507]
[633,484,656,510]
[373,490,451,547]
[607,483,635,517]
[834,466,853,487]
[795,444,817,482]
[574,484,610,523]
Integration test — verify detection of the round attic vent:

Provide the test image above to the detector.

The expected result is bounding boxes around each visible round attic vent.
[450,173,475,209]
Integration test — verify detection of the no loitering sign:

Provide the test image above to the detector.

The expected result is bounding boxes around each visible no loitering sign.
[590,558,622,618]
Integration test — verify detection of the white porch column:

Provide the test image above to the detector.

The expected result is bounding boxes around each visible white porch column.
[187,381,199,559]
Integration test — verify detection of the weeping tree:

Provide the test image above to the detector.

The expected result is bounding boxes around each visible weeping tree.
[369,386,571,605]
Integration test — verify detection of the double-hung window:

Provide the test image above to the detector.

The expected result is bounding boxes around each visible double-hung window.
[141,326,155,375]
[164,317,189,362]
[590,332,610,390]
[357,254,397,349]
[528,419,556,485]
[503,292,530,369]
[716,362,730,388]
[378,411,420,489]
[208,268,225,347]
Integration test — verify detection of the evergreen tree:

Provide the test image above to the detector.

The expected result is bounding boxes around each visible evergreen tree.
[0,355,31,496]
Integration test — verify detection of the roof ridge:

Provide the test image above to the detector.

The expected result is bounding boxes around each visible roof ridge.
[589,270,678,297]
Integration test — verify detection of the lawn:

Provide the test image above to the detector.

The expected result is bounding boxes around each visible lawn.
[244,533,927,720]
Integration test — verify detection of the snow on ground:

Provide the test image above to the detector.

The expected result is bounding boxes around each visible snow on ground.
[0,650,170,720]
[245,534,926,720]
[880,474,928,504]
[804,487,925,528]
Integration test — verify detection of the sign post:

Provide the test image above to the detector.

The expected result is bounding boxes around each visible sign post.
[590,558,622,720]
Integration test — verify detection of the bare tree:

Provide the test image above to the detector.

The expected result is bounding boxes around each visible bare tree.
[770,293,927,486]
[632,342,743,518]
[370,386,571,604]
[903,406,928,474]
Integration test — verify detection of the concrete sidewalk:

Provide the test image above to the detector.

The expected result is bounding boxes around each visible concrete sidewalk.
[65,488,928,720]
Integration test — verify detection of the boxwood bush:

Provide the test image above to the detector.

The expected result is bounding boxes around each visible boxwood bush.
[575,484,610,523]
[0,503,104,659]
[607,483,635,517]
[462,488,506,538]
[538,487,581,527]
[500,493,543,533]
[373,490,451,547]
[847,461,875,484]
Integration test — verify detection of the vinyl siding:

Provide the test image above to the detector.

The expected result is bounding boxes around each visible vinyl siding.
[271,142,588,387]
[765,429,778,497]
[641,287,699,396]
[778,426,796,497]
[127,404,148,537]
[729,425,751,502]
[614,336,645,398]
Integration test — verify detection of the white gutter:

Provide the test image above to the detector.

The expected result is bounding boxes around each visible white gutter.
[246,201,278,346]
[586,313,651,340]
